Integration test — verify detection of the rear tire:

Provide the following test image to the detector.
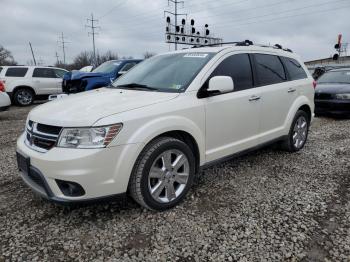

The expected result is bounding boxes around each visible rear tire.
[13,88,34,106]
[129,137,196,211]
[281,110,310,152]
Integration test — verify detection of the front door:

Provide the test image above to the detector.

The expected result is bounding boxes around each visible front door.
[202,53,261,162]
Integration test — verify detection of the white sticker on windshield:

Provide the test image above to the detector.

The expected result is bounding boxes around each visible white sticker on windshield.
[113,62,121,65]
[184,53,208,58]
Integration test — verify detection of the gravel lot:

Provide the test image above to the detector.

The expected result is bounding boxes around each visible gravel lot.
[1,105,350,261]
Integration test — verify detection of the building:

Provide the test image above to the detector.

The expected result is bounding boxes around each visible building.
[305,56,350,70]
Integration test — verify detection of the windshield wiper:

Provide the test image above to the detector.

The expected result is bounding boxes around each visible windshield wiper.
[116,83,159,91]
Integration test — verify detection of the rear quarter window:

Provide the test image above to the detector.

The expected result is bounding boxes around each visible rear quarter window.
[281,57,307,80]
[5,67,28,77]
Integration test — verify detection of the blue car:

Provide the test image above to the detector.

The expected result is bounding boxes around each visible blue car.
[62,59,142,93]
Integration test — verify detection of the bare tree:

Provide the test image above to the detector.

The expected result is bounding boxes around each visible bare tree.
[143,52,156,59]
[0,45,17,65]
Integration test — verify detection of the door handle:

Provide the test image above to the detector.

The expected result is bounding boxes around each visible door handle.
[249,95,261,101]
[287,88,296,93]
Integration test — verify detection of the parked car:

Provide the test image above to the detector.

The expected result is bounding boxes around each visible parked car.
[0,66,68,106]
[16,44,314,210]
[62,59,142,94]
[315,68,350,116]
[0,80,11,111]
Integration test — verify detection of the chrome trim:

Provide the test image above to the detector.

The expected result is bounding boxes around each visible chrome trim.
[25,121,61,153]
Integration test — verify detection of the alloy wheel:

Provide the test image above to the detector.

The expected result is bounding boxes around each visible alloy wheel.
[17,90,33,105]
[292,116,308,149]
[148,149,190,203]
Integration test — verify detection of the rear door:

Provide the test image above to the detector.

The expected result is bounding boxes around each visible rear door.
[202,53,262,162]
[32,68,62,95]
[251,53,296,143]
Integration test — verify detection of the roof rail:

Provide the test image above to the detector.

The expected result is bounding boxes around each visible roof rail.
[192,40,293,53]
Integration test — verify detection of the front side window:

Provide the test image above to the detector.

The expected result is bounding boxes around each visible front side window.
[208,53,253,91]
[317,70,350,84]
[5,67,28,77]
[281,57,307,80]
[32,68,56,78]
[112,52,215,92]
[119,63,136,73]
[254,54,286,86]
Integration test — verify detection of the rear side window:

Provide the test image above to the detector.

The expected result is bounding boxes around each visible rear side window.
[253,54,286,86]
[32,68,57,78]
[209,53,253,91]
[5,67,28,77]
[281,57,307,80]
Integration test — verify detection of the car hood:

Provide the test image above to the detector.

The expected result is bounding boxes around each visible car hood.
[64,70,110,81]
[29,88,179,127]
[315,83,350,94]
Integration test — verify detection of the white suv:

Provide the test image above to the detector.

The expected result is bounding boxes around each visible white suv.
[0,66,68,106]
[16,44,314,210]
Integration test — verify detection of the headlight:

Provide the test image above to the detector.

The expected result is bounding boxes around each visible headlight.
[57,124,122,149]
[335,94,350,100]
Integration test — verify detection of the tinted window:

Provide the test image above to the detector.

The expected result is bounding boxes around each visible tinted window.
[254,54,286,86]
[120,63,136,72]
[0,67,2,73]
[32,68,56,78]
[281,57,307,80]
[209,54,253,91]
[5,67,28,77]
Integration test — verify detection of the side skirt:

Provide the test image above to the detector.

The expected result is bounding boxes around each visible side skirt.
[199,136,288,171]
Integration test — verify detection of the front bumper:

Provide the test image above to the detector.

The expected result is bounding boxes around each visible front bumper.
[315,99,350,116]
[16,133,143,203]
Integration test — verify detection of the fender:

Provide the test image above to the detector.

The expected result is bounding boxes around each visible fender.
[125,115,205,165]
[283,95,313,133]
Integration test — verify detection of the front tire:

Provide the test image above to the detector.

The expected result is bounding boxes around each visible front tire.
[282,110,310,152]
[129,137,196,211]
[14,88,34,106]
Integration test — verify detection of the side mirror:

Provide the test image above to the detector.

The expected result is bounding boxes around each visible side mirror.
[208,76,234,94]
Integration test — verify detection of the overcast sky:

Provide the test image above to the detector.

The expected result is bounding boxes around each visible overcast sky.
[1,0,349,65]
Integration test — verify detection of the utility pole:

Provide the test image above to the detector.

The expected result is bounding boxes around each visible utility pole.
[86,13,100,66]
[58,32,68,64]
[165,0,186,50]
[29,42,37,66]
[55,52,59,64]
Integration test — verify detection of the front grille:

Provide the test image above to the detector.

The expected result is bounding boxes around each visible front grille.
[315,93,333,100]
[25,121,62,153]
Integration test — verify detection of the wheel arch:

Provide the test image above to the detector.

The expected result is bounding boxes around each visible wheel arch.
[284,96,314,133]
[150,130,201,174]
[13,85,36,95]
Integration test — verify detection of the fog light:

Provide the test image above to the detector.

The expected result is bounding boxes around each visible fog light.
[56,180,85,197]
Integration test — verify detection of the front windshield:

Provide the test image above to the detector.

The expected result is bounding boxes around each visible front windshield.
[111,52,215,92]
[318,70,350,84]
[93,61,121,73]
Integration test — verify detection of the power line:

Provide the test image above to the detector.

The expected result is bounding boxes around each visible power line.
[99,0,127,19]
[85,13,100,65]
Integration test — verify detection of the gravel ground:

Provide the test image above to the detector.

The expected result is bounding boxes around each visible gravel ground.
[1,105,350,261]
